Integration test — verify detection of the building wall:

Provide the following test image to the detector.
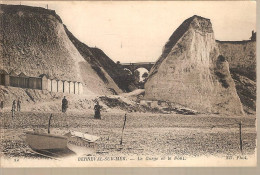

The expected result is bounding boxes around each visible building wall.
[0,74,9,86]
[69,82,74,94]
[36,78,42,89]
[8,76,42,90]
[0,72,83,95]
[57,80,63,93]
[19,77,29,88]
[0,74,5,85]
[10,76,19,87]
[4,75,10,86]
[28,77,37,89]
[75,82,79,95]
[47,79,52,91]
[42,76,48,90]
[52,80,58,92]
[64,81,70,93]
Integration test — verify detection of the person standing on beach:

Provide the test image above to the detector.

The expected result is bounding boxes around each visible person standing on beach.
[0,101,3,111]
[17,98,21,112]
[62,96,68,113]
[94,102,101,119]
[12,100,16,118]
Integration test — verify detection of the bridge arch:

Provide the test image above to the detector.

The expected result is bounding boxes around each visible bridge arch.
[135,68,149,82]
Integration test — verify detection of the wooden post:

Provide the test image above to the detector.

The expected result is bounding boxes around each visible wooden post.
[11,107,15,118]
[239,121,243,154]
[120,113,127,145]
[48,114,53,134]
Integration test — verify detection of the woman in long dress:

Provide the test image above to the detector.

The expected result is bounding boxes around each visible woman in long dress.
[94,102,101,119]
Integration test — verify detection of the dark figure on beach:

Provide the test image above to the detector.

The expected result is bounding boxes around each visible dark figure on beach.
[94,102,101,119]
[17,99,21,112]
[0,101,3,110]
[12,100,16,118]
[62,96,68,113]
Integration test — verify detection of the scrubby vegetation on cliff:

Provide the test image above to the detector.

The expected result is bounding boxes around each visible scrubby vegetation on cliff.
[64,25,136,92]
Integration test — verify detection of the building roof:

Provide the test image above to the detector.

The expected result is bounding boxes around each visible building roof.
[9,70,17,76]
[0,69,8,74]
[39,74,50,79]
[18,72,28,77]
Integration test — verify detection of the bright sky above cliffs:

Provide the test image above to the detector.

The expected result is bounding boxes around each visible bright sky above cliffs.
[3,1,256,63]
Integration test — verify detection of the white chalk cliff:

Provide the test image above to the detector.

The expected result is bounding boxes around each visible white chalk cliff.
[145,15,244,115]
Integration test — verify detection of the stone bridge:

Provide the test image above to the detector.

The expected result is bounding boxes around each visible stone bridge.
[120,62,155,74]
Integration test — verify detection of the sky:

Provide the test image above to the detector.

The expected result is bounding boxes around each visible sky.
[2,1,256,63]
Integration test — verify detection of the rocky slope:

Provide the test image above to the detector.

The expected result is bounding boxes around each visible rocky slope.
[145,15,244,115]
[217,40,256,80]
[64,26,131,92]
[0,4,122,95]
[217,40,256,113]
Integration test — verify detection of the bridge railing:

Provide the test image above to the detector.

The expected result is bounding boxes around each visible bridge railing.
[120,62,155,66]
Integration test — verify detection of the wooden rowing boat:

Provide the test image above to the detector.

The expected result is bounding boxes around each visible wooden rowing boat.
[26,131,99,157]
[26,131,68,150]
[25,114,100,158]
[25,131,75,158]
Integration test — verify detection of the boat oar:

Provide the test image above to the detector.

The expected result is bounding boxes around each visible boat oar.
[48,114,53,134]
[120,113,127,145]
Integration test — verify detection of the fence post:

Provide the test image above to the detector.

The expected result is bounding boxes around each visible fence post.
[120,113,127,145]
[48,114,53,134]
[239,121,243,154]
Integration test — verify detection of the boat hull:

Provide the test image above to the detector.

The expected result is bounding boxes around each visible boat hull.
[67,136,97,155]
[25,132,68,150]
[26,131,99,157]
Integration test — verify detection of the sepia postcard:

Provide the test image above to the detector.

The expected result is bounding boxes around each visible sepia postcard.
[0,1,257,167]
